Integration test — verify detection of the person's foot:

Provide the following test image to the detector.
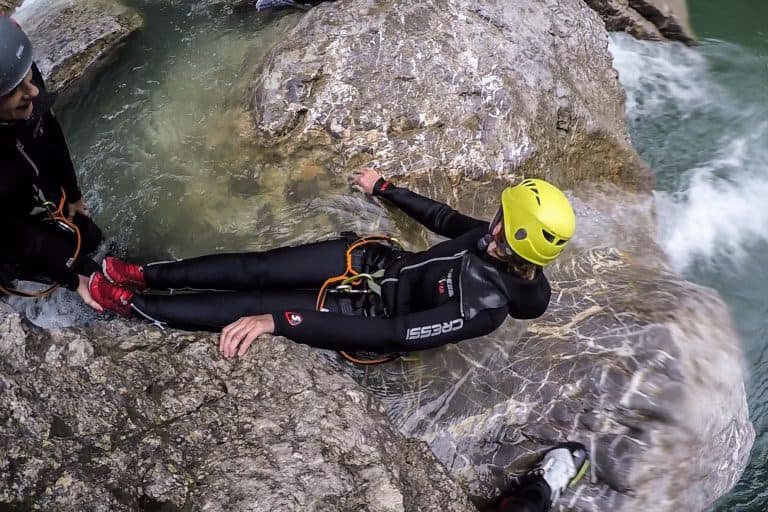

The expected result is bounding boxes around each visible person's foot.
[102,256,146,290]
[530,442,590,504]
[89,272,134,317]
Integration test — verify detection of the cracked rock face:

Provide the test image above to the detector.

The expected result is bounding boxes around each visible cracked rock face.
[0,302,474,511]
[247,0,652,191]
[584,0,695,44]
[13,0,143,93]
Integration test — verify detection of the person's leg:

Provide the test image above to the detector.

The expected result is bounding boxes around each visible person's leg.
[141,238,351,291]
[492,442,589,512]
[130,288,321,331]
[71,213,103,255]
[495,478,551,512]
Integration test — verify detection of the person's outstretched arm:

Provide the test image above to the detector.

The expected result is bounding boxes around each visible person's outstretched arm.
[219,303,509,358]
[350,168,487,238]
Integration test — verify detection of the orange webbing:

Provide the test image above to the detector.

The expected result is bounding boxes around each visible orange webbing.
[315,235,393,311]
[315,235,399,366]
[0,189,82,298]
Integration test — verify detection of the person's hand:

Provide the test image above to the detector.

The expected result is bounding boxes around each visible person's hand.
[348,167,383,195]
[220,314,275,359]
[77,274,103,312]
[67,198,90,219]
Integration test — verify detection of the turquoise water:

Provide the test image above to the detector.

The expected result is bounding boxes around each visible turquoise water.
[610,1,768,509]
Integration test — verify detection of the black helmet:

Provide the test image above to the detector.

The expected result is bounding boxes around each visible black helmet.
[0,16,33,96]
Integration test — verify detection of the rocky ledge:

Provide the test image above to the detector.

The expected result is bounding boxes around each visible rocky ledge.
[13,0,142,92]
[0,302,475,511]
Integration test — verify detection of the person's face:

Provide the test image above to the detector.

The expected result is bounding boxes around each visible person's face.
[486,222,506,261]
[0,69,38,121]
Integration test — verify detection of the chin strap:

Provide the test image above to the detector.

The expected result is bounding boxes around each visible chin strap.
[477,233,492,252]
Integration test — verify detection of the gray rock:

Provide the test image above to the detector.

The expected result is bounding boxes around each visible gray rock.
[584,0,696,44]
[13,0,142,92]
[0,307,475,511]
[0,0,22,14]
[247,0,652,192]
[357,233,753,511]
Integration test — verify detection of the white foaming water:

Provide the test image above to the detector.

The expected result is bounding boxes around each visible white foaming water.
[609,34,768,273]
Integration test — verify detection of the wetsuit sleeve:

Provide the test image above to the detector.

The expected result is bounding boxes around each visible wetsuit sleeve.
[31,64,82,203]
[272,302,508,353]
[43,110,81,203]
[371,178,486,238]
[4,220,80,290]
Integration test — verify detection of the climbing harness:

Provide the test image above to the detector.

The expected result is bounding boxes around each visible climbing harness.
[316,234,403,365]
[0,189,82,298]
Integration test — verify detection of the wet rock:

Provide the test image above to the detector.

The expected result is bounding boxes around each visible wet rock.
[13,0,143,92]
[356,186,753,511]
[0,305,474,511]
[585,0,696,44]
[247,0,652,191]
[0,0,21,14]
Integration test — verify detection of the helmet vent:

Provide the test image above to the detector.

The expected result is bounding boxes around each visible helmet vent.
[542,230,555,243]
[515,228,527,240]
[522,181,542,205]
[556,239,567,246]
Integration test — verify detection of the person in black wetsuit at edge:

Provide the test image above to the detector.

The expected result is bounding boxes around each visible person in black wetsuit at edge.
[87,166,576,359]
[489,442,589,512]
[0,15,103,309]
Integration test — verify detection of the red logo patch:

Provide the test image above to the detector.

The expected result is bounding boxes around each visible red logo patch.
[285,312,303,326]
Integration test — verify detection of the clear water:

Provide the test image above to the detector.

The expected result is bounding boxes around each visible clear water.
[609,1,768,509]
[12,0,400,326]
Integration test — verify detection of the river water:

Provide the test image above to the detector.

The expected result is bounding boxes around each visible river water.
[11,0,768,509]
[610,1,768,510]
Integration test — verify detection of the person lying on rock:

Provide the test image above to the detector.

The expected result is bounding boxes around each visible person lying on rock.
[87,167,575,360]
[488,442,590,512]
[0,15,104,309]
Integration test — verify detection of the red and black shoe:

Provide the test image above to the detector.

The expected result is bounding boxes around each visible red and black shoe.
[89,272,134,317]
[102,256,147,291]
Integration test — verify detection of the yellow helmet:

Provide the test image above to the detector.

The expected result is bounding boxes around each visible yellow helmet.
[489,179,575,266]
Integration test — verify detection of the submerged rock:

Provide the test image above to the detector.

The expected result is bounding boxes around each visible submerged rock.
[584,0,696,45]
[13,0,142,92]
[0,303,474,511]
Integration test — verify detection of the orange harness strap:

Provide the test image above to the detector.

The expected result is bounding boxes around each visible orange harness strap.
[0,189,82,298]
[316,235,399,366]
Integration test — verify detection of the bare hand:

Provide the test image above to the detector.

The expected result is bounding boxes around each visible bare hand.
[77,274,103,312]
[67,199,90,219]
[348,167,383,195]
[220,314,275,359]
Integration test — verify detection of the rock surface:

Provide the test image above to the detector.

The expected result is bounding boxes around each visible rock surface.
[0,0,22,14]
[247,0,652,192]
[13,0,142,92]
[585,0,695,44]
[0,303,475,511]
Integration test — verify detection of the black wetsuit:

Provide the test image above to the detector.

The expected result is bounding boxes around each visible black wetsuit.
[491,478,552,512]
[0,65,102,291]
[131,178,551,353]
